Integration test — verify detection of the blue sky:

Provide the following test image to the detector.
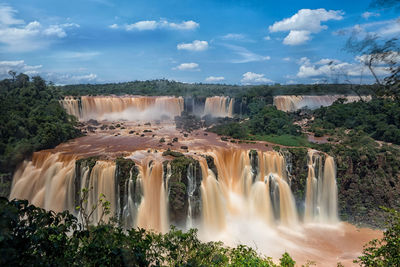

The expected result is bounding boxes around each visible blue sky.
[0,0,399,85]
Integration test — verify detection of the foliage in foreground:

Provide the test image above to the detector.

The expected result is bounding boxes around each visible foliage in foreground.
[0,198,296,267]
[355,207,400,266]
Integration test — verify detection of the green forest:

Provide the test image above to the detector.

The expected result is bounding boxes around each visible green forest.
[0,73,80,175]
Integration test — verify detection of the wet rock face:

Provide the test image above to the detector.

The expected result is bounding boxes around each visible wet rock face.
[205,155,218,179]
[164,155,202,226]
[74,156,99,208]
[249,150,258,183]
[115,157,138,221]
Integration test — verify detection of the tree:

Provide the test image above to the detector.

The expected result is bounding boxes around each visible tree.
[345,0,400,100]
[355,207,400,266]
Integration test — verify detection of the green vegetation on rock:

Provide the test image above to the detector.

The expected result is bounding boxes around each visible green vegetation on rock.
[208,105,307,147]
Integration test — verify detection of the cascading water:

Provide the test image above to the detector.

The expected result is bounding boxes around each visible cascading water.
[10,152,77,212]
[203,96,234,117]
[135,158,169,233]
[186,163,197,229]
[273,95,372,112]
[304,150,338,223]
[9,147,339,229]
[60,95,184,121]
[8,145,350,264]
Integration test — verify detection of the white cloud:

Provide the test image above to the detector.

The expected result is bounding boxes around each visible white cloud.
[224,44,270,63]
[264,35,271,40]
[46,72,98,85]
[378,19,400,36]
[283,57,291,61]
[283,30,311,45]
[362,12,380,19]
[174,63,199,71]
[0,60,43,78]
[315,58,341,65]
[43,25,67,38]
[167,20,199,30]
[269,8,343,45]
[116,19,199,31]
[241,72,273,84]
[0,4,79,51]
[126,20,158,31]
[296,57,390,81]
[335,18,400,37]
[177,40,208,51]
[0,58,99,84]
[205,76,225,82]
[356,51,400,66]
[0,4,24,25]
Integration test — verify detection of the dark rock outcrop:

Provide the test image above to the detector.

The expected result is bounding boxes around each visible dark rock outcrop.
[163,155,202,226]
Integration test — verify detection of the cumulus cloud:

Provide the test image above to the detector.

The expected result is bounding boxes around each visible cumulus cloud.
[269,8,343,45]
[283,30,311,45]
[174,63,199,71]
[264,35,271,40]
[296,56,390,82]
[0,60,42,78]
[362,12,380,19]
[205,76,225,82]
[126,20,158,31]
[112,19,199,31]
[177,40,208,51]
[0,4,79,51]
[168,20,199,30]
[241,72,273,84]
[283,57,291,61]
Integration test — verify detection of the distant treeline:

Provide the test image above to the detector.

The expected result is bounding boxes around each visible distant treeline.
[60,79,376,98]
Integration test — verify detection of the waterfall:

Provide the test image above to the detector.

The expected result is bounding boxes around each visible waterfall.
[273,95,372,112]
[60,95,184,121]
[203,96,234,117]
[304,150,338,223]
[9,147,339,233]
[122,168,142,228]
[84,161,116,224]
[186,163,197,229]
[136,158,169,233]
